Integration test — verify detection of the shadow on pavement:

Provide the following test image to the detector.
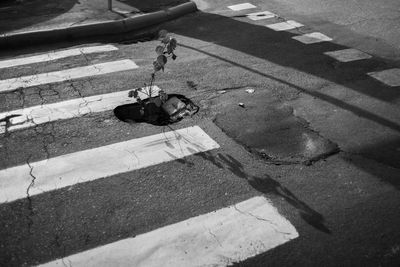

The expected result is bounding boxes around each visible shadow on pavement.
[0,0,189,34]
[168,12,399,102]
[164,11,400,188]
[179,145,332,234]
[0,0,78,34]
[118,0,188,12]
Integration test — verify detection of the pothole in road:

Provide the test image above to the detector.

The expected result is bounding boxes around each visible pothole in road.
[114,94,199,126]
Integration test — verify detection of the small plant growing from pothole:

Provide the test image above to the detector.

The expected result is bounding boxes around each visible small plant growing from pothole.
[127,30,178,121]
[125,30,198,124]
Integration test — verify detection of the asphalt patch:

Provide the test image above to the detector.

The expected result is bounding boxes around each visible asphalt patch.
[213,89,339,165]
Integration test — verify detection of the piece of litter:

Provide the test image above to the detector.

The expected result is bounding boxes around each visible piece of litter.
[218,90,227,94]
[239,103,245,108]
[245,88,255,94]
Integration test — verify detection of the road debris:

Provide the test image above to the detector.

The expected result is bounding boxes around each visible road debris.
[245,88,255,94]
[238,103,245,108]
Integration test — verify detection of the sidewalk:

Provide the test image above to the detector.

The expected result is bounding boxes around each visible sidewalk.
[0,0,188,35]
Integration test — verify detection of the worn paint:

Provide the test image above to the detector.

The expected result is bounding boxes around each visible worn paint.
[292,32,333,44]
[228,3,257,11]
[0,86,161,132]
[324,48,372,62]
[0,126,220,204]
[38,196,298,267]
[0,45,118,69]
[266,20,304,31]
[368,68,400,87]
[0,60,138,93]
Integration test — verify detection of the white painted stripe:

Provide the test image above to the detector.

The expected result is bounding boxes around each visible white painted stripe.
[228,3,257,11]
[0,126,220,204]
[266,20,304,31]
[38,196,298,267]
[0,86,161,132]
[0,121,5,134]
[324,48,372,62]
[0,60,138,93]
[368,68,400,87]
[292,32,333,44]
[0,45,118,69]
[246,11,276,20]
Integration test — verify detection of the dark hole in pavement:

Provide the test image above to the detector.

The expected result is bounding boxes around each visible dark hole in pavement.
[114,94,199,126]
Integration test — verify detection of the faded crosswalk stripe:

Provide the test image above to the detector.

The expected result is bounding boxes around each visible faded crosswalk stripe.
[228,3,257,11]
[0,86,161,133]
[0,126,220,204]
[0,45,118,69]
[0,59,138,93]
[292,32,333,44]
[38,196,299,267]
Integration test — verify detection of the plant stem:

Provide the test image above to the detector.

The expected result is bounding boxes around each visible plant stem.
[149,73,155,98]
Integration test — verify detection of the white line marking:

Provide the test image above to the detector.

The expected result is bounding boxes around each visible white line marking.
[38,196,298,267]
[228,3,257,11]
[292,32,333,44]
[0,60,138,93]
[246,11,276,20]
[266,20,304,31]
[368,68,400,87]
[0,121,5,134]
[0,45,118,69]
[324,48,372,62]
[0,86,161,133]
[0,126,220,204]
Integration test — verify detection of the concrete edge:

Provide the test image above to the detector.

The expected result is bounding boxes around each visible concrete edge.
[0,2,197,49]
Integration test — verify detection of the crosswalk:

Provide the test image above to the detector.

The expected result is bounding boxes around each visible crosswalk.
[225,2,400,87]
[0,43,299,266]
[1,2,399,265]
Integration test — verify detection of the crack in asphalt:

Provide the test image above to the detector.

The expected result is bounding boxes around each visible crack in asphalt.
[69,82,92,116]
[233,205,294,238]
[26,155,37,234]
[205,226,223,248]
[78,47,91,63]
[15,87,27,107]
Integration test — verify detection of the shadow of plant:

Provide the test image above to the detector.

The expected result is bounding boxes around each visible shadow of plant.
[164,131,331,233]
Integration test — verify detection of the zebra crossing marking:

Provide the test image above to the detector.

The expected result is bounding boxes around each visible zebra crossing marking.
[0,59,138,93]
[0,86,161,133]
[266,20,304,31]
[228,3,257,11]
[368,68,400,87]
[0,45,118,69]
[292,32,333,44]
[0,126,220,204]
[246,11,276,20]
[324,48,372,62]
[38,196,298,267]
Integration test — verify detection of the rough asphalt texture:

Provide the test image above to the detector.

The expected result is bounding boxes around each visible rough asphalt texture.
[0,0,400,266]
[0,0,188,34]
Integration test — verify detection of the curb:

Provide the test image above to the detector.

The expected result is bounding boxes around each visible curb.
[0,2,197,49]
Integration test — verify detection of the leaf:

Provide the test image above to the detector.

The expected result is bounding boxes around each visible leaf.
[169,38,177,50]
[133,90,138,98]
[158,29,168,39]
[166,38,177,54]
[137,87,142,91]
[155,45,164,55]
[153,60,162,72]
[172,54,177,60]
[157,55,167,66]
[162,36,171,44]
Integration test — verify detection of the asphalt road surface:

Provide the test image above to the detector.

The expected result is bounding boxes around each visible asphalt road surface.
[1,0,400,266]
